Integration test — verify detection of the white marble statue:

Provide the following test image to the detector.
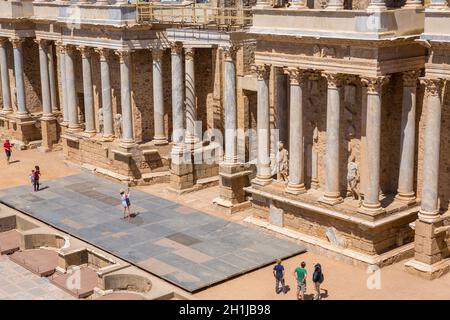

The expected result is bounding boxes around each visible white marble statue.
[114,113,122,139]
[276,141,289,181]
[347,154,362,205]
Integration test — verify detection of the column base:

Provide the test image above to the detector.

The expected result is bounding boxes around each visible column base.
[366,4,388,11]
[67,126,83,134]
[285,183,306,195]
[100,135,114,142]
[252,175,272,186]
[310,178,320,190]
[153,136,168,146]
[357,202,385,215]
[120,139,136,148]
[325,4,344,10]
[82,131,97,138]
[418,209,440,223]
[319,192,343,206]
[0,109,13,115]
[395,191,416,205]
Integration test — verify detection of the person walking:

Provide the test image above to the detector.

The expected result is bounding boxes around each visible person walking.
[120,188,132,220]
[33,165,41,192]
[3,139,13,165]
[273,259,286,294]
[312,263,324,300]
[294,261,307,300]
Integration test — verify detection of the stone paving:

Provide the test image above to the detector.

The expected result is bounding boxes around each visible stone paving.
[0,254,75,300]
[0,173,305,292]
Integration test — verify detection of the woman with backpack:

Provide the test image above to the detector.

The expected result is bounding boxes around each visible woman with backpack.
[312,263,324,300]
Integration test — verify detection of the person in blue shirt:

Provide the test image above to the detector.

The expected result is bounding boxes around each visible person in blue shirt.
[273,259,286,294]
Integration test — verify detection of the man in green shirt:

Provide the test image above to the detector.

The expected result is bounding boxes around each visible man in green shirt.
[294,261,307,300]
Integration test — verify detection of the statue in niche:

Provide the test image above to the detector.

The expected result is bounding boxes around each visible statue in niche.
[276,141,289,182]
[347,153,362,206]
[114,113,122,139]
[311,123,320,188]
[98,108,104,134]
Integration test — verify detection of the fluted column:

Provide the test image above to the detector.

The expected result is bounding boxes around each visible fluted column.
[359,76,389,214]
[285,67,307,194]
[253,64,271,185]
[65,45,80,131]
[367,0,387,10]
[79,46,95,135]
[47,43,58,113]
[96,48,114,140]
[326,0,344,10]
[0,38,12,114]
[56,42,68,125]
[37,39,53,120]
[223,46,238,164]
[185,47,197,144]
[11,38,29,118]
[419,78,445,223]
[320,73,344,205]
[171,42,185,148]
[152,48,167,145]
[396,71,420,203]
[116,49,134,145]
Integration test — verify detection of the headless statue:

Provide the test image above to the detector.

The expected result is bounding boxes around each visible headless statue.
[347,154,362,206]
[276,141,289,181]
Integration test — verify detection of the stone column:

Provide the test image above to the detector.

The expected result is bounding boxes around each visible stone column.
[171,42,185,147]
[326,0,344,10]
[285,67,307,194]
[65,45,80,132]
[320,73,344,205]
[37,39,53,120]
[152,48,167,145]
[223,46,238,164]
[428,0,448,9]
[253,64,272,185]
[359,76,389,214]
[403,0,422,8]
[56,42,69,126]
[184,47,197,145]
[0,38,12,114]
[79,46,95,135]
[419,78,445,223]
[396,71,420,204]
[116,49,134,145]
[47,43,58,113]
[367,0,387,10]
[96,48,114,140]
[360,86,368,196]
[11,38,29,118]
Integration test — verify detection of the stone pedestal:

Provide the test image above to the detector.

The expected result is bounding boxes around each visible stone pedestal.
[214,163,252,213]
[169,146,195,193]
[38,118,58,152]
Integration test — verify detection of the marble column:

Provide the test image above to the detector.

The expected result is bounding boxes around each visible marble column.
[326,0,344,10]
[47,43,58,113]
[65,45,80,131]
[56,42,68,125]
[396,71,420,203]
[223,46,238,164]
[171,42,185,148]
[96,48,114,140]
[254,64,271,185]
[428,0,448,9]
[360,86,368,196]
[11,38,29,118]
[37,39,53,120]
[79,46,95,135]
[0,38,12,114]
[320,73,344,205]
[359,76,389,214]
[152,48,167,145]
[185,47,197,144]
[285,67,307,194]
[116,49,134,145]
[419,78,445,223]
[367,0,387,10]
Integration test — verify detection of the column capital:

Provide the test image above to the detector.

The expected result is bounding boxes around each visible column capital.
[170,42,183,55]
[421,78,446,97]
[403,70,421,87]
[221,45,239,61]
[307,70,321,81]
[115,49,132,64]
[34,38,49,47]
[10,37,24,49]
[184,47,195,61]
[252,64,271,80]
[78,45,93,58]
[361,75,390,93]
[55,41,66,54]
[95,48,110,61]
[0,37,8,47]
[284,67,308,86]
[152,48,164,62]
[323,72,345,88]
[64,44,77,56]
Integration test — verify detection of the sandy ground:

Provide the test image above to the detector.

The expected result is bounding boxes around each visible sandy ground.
[2,149,450,300]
